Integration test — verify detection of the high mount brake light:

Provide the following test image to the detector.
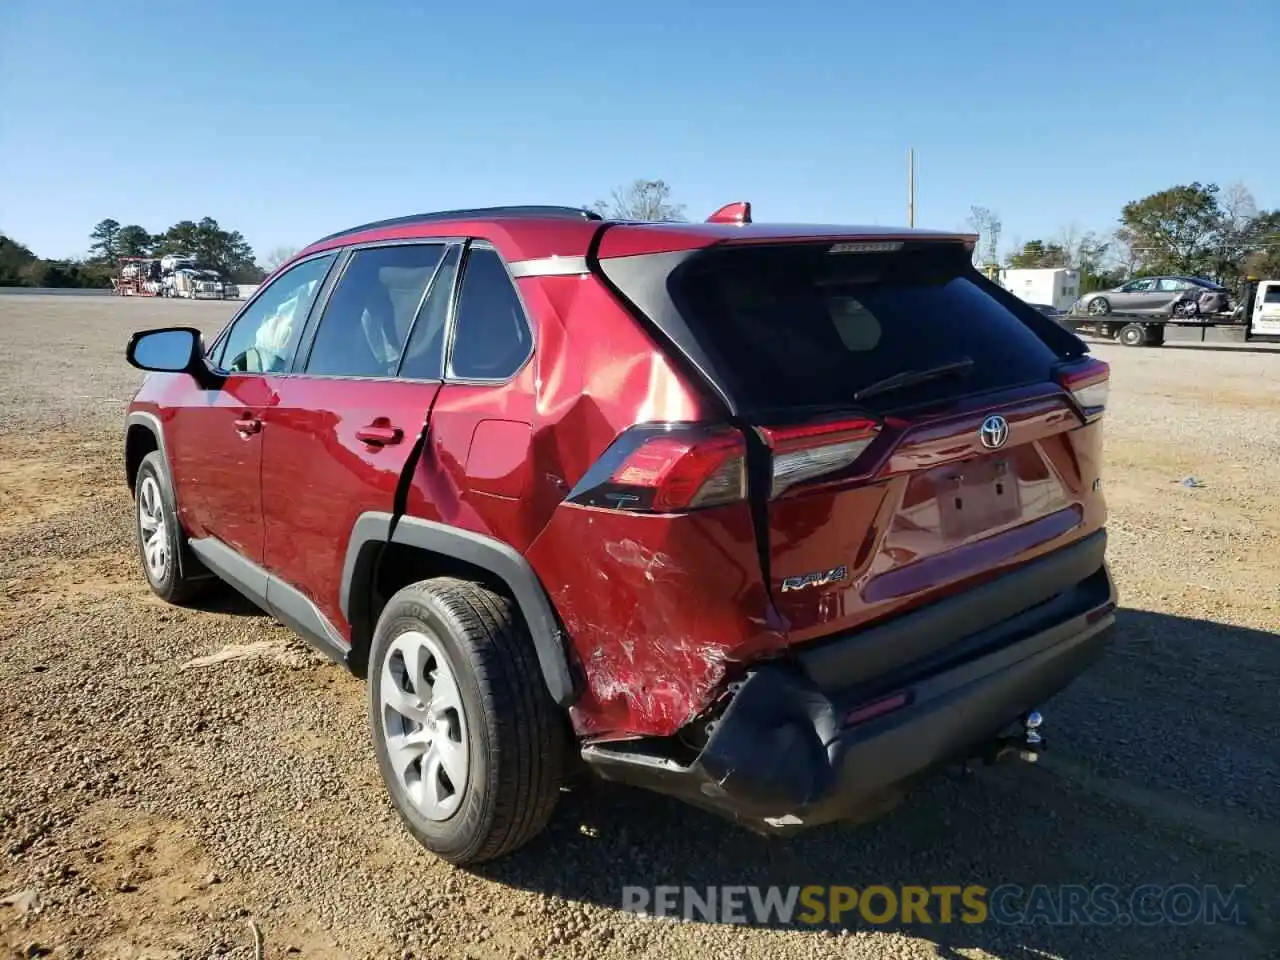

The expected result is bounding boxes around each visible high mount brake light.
[1056,357,1109,421]
[567,425,747,513]
[758,419,882,498]
[828,241,903,254]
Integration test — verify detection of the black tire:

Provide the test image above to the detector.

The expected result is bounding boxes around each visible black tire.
[1118,323,1146,347]
[132,450,212,604]
[1088,297,1111,316]
[368,577,569,865]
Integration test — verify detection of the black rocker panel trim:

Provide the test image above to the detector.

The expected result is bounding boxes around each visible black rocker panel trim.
[187,536,348,666]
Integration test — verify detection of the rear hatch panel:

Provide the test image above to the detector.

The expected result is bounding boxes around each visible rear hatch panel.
[595,234,1104,650]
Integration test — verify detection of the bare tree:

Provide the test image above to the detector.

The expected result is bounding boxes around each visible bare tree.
[1215,182,1260,278]
[965,206,1002,269]
[590,179,687,222]
[263,245,299,271]
[1111,227,1142,278]
[1053,222,1112,274]
[1221,182,1258,230]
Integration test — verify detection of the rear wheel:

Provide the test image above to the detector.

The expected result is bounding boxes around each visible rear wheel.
[368,577,568,865]
[1117,323,1146,347]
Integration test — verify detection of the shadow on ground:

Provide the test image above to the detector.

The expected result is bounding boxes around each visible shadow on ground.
[187,584,264,617]
[476,608,1279,959]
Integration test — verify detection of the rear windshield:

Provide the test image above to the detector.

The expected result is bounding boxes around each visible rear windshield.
[669,242,1078,414]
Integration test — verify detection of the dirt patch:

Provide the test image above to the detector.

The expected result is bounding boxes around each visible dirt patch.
[0,435,110,536]
[1,315,1278,958]
[2,804,241,959]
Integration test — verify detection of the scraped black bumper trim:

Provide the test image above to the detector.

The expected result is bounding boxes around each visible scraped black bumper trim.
[583,557,1117,831]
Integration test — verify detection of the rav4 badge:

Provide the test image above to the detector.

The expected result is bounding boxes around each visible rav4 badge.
[780,565,849,593]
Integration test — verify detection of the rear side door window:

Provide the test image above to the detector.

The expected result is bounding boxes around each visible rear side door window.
[447,245,533,381]
[398,245,461,381]
[304,244,447,378]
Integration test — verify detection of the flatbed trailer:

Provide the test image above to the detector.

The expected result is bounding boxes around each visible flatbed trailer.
[1061,278,1280,347]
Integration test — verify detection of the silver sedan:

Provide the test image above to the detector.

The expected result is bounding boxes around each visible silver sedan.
[1074,276,1228,317]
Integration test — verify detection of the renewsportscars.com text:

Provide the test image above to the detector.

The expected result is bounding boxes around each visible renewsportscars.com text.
[621,884,1247,927]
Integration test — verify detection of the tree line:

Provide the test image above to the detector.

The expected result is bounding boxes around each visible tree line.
[980,182,1280,293]
[6,178,1273,292]
[0,217,265,288]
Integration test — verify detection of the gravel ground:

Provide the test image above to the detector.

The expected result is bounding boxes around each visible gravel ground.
[1,295,1277,959]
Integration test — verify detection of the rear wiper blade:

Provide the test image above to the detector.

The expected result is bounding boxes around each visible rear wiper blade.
[852,357,975,402]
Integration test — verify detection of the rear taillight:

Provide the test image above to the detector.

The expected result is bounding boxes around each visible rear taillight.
[1057,357,1109,421]
[758,418,881,498]
[566,424,747,513]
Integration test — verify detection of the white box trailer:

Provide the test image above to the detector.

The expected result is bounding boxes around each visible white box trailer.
[998,268,1081,312]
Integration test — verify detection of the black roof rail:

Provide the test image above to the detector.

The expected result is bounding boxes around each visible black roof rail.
[312,205,603,244]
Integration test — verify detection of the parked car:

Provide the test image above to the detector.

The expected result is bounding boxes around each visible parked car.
[123,204,1117,865]
[1074,276,1229,317]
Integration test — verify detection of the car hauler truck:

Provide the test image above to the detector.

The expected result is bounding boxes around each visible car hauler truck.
[111,255,238,300]
[1062,278,1280,347]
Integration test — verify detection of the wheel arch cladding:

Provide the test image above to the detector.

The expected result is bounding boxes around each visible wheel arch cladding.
[124,413,165,493]
[340,512,579,707]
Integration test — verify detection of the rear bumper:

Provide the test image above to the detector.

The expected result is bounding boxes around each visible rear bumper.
[584,543,1117,832]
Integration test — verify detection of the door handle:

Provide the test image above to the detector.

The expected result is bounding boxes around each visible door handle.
[234,415,262,435]
[356,422,403,447]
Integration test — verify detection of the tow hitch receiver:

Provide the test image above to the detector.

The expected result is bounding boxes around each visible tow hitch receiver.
[981,710,1046,766]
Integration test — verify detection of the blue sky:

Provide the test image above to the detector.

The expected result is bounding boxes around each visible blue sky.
[2,0,1276,261]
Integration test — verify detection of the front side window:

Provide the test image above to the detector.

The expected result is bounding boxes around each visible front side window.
[305,244,446,378]
[1125,278,1156,293]
[448,246,533,380]
[216,254,336,373]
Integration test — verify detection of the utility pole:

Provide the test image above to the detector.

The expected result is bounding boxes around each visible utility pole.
[907,148,916,227]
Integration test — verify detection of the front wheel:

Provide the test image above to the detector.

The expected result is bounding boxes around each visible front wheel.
[133,451,212,604]
[368,578,569,865]
[1088,297,1111,316]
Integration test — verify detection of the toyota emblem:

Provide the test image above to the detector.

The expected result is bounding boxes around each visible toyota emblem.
[979,415,1010,450]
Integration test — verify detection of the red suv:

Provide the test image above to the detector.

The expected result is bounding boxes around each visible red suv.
[123,203,1116,864]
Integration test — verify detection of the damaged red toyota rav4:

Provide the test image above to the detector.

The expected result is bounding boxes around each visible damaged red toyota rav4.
[123,202,1116,864]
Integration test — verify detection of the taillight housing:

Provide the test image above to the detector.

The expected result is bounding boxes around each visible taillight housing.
[1056,357,1109,422]
[758,418,881,498]
[566,424,747,513]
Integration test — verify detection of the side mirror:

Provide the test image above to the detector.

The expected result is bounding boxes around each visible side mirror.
[126,327,223,388]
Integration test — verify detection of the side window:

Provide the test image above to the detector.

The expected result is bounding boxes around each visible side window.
[1264,286,1280,304]
[448,246,532,380]
[305,244,445,378]
[398,245,461,380]
[1157,278,1189,292]
[216,254,335,373]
